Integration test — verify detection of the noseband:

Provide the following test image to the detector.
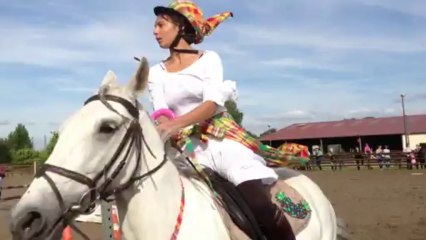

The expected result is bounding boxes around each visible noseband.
[34,94,168,239]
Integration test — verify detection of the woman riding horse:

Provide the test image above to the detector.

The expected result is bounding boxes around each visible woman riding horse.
[148,1,300,239]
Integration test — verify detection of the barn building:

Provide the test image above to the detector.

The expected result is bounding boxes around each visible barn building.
[260,114,426,152]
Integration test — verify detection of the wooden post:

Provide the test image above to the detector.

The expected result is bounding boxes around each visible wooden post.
[33,161,37,176]
[358,137,362,151]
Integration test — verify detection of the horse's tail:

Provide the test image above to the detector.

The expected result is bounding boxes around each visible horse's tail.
[336,217,350,240]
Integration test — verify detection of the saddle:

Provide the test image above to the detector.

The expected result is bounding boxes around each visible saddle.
[203,168,312,240]
[203,168,265,240]
[166,142,311,238]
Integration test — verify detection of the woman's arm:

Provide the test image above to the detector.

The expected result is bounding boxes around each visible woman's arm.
[173,101,218,129]
[147,67,171,124]
[171,51,225,128]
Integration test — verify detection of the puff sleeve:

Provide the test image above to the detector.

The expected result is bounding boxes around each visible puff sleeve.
[147,66,169,111]
[202,51,229,107]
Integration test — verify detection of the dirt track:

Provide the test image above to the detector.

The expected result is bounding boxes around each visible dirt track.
[1,169,425,240]
[305,169,426,240]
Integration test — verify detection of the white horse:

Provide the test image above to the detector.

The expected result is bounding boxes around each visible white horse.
[10,57,341,240]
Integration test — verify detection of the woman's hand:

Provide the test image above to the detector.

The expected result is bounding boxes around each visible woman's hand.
[155,120,183,141]
[153,101,217,140]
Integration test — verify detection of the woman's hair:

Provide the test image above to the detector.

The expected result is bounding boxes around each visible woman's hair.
[160,11,197,44]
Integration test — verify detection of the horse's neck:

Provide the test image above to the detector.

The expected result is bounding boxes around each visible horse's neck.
[115,111,183,239]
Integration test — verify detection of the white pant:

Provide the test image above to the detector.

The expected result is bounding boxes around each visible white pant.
[185,137,278,186]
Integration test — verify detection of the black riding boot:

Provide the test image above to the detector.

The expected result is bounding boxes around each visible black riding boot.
[237,179,296,240]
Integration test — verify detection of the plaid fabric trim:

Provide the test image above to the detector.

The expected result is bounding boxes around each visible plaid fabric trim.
[205,12,233,36]
[166,1,233,44]
[174,112,306,168]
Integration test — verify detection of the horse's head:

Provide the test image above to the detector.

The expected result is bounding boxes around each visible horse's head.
[10,57,163,240]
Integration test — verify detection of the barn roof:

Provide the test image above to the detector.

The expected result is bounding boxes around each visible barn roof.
[260,114,426,141]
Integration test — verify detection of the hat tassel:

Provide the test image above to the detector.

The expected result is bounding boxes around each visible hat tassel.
[204,11,233,36]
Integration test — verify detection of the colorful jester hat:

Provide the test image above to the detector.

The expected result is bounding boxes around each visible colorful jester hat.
[154,0,233,44]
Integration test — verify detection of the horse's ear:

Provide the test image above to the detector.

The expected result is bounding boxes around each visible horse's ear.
[127,57,149,96]
[101,70,118,87]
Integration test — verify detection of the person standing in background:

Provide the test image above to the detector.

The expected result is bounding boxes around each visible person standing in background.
[383,145,391,168]
[354,147,364,170]
[0,165,6,198]
[313,147,323,170]
[375,145,384,169]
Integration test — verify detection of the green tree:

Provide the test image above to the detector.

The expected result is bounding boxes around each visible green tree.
[7,123,33,150]
[225,100,243,125]
[260,128,277,138]
[246,130,258,139]
[45,131,59,156]
[0,138,12,163]
[11,148,42,165]
[224,100,260,139]
[40,131,59,162]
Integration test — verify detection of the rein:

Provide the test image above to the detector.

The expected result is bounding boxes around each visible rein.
[34,94,184,240]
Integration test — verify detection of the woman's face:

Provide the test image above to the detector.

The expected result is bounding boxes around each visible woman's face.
[153,15,179,49]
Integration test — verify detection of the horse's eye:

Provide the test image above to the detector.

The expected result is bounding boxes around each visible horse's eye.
[99,122,117,134]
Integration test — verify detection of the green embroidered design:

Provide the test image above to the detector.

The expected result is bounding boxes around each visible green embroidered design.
[275,192,311,219]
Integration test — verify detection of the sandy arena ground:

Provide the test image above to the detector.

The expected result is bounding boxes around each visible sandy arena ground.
[1,168,425,240]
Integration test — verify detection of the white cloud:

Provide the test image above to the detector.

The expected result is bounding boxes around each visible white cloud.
[261,57,353,72]
[287,110,309,116]
[258,110,317,124]
[242,109,337,135]
[0,14,163,68]
[235,75,361,114]
[347,108,374,115]
[237,73,426,134]
[1,0,426,144]
[202,41,249,57]
[245,0,426,19]
[0,121,11,126]
[384,108,396,114]
[352,0,426,18]
[57,87,97,92]
[231,24,426,53]
[0,99,79,131]
[410,93,426,101]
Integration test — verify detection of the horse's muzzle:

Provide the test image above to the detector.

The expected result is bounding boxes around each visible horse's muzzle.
[10,206,64,240]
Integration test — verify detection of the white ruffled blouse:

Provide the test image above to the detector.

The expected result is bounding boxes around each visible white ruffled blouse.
[147,50,237,117]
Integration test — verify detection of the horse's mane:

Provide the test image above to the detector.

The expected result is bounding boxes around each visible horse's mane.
[164,142,204,181]
[87,82,209,188]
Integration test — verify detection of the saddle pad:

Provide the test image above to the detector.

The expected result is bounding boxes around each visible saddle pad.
[269,180,312,235]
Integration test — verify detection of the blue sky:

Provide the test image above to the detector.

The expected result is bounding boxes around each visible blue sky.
[1,0,426,149]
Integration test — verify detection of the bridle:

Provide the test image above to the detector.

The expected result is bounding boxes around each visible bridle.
[34,94,168,239]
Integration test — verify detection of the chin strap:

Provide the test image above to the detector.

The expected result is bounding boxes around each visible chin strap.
[172,48,199,54]
[170,28,199,54]
[133,29,199,60]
